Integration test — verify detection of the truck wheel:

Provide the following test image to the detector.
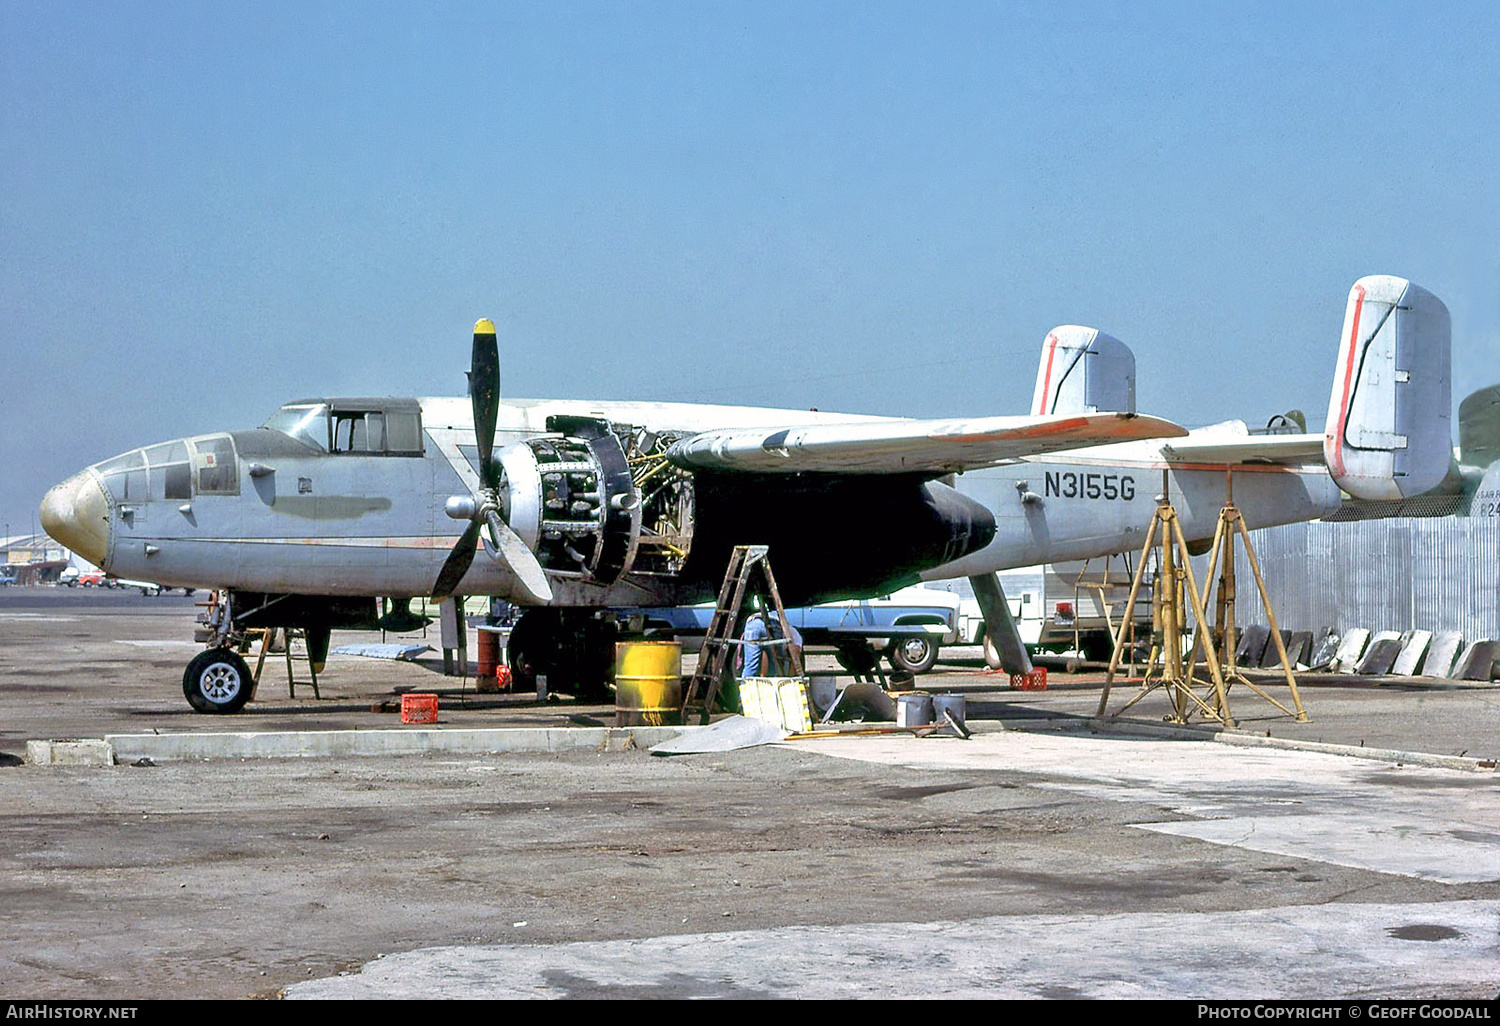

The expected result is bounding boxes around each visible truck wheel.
[982,633,1004,670]
[182,648,253,714]
[888,636,938,675]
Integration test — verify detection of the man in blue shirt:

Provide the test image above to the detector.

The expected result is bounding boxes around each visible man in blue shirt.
[739,610,772,677]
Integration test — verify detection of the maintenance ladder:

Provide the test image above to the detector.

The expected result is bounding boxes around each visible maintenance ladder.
[681,545,801,724]
[249,627,321,699]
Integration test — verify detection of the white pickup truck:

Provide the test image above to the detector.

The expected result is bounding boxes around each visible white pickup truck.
[925,559,1153,667]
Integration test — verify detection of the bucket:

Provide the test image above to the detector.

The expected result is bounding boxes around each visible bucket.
[807,675,838,717]
[932,693,966,731]
[614,641,683,726]
[895,692,934,727]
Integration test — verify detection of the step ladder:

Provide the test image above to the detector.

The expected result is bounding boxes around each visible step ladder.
[249,627,321,699]
[681,546,801,724]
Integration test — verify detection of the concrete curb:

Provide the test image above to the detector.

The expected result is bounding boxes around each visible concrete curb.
[1003,714,1498,773]
[97,725,694,763]
[25,739,116,766]
[27,715,1495,773]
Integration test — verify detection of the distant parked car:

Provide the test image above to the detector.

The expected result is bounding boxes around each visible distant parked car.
[77,569,109,587]
[114,577,164,596]
[0,569,15,587]
[58,566,80,586]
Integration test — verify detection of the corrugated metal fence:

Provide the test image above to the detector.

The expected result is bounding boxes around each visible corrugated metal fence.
[1232,518,1500,639]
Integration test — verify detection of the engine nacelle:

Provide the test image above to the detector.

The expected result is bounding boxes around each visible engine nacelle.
[499,417,641,585]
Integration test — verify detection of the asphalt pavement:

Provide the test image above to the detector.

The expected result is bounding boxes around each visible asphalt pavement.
[2,588,1497,1000]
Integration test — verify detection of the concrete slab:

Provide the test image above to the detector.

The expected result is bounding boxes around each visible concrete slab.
[1283,630,1313,669]
[24,739,115,766]
[1424,631,1464,678]
[1235,624,1269,667]
[782,730,1500,885]
[1257,629,1291,669]
[1142,814,1500,884]
[286,900,1500,1000]
[1392,630,1433,677]
[1356,632,1403,675]
[1332,628,1370,672]
[1453,640,1499,682]
[1308,629,1340,669]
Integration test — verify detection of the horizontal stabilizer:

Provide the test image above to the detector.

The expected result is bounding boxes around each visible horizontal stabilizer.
[667,412,1186,475]
[1162,429,1326,466]
[1324,275,1451,501]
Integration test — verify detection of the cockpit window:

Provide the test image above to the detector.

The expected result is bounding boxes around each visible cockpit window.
[261,403,330,451]
[190,435,239,495]
[144,441,192,501]
[330,405,423,456]
[96,449,147,501]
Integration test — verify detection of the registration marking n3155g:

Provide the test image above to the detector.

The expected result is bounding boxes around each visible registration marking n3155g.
[1044,471,1136,501]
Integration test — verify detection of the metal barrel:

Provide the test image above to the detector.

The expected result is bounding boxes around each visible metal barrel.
[614,641,683,726]
[475,627,500,693]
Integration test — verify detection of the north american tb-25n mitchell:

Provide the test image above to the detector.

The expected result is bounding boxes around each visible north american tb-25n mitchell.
[40,274,1454,712]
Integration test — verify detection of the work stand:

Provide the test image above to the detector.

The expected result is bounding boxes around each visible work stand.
[1097,472,1306,727]
[681,545,802,725]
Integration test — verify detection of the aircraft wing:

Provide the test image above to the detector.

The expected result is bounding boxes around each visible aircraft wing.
[1160,432,1326,466]
[666,412,1186,474]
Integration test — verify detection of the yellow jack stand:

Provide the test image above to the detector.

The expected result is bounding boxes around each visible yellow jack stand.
[1097,494,1234,726]
[1189,472,1308,723]
[1097,472,1309,727]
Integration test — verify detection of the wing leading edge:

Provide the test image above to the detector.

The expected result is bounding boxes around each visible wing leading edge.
[666,412,1187,475]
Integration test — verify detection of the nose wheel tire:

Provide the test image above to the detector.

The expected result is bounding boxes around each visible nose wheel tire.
[183,647,253,714]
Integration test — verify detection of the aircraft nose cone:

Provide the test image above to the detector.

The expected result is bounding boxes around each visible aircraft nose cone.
[40,471,110,568]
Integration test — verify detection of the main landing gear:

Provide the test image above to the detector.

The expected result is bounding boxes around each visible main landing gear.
[505,608,618,701]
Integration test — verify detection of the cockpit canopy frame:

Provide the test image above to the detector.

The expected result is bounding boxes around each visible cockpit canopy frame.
[262,397,424,457]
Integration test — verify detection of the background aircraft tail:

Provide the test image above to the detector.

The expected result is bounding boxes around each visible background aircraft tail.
[1323,275,1452,501]
[1458,384,1500,472]
[1031,326,1136,416]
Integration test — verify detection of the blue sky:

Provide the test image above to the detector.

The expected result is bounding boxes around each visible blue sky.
[3,1,1498,538]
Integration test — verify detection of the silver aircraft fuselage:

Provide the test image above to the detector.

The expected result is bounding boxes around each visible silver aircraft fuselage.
[41,395,1340,606]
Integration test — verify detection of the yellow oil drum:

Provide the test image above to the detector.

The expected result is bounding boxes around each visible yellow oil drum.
[614,641,683,726]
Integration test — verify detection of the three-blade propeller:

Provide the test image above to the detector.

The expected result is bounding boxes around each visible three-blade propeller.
[432,320,554,604]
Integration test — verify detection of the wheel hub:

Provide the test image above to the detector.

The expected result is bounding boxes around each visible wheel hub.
[200,663,242,702]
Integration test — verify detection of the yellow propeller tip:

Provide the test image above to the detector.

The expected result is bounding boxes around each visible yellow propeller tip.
[474,318,496,335]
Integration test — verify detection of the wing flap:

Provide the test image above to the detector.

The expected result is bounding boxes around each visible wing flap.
[667,412,1186,474]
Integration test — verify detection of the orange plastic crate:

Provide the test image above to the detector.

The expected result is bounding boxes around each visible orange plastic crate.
[1010,668,1048,691]
[400,693,439,724]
